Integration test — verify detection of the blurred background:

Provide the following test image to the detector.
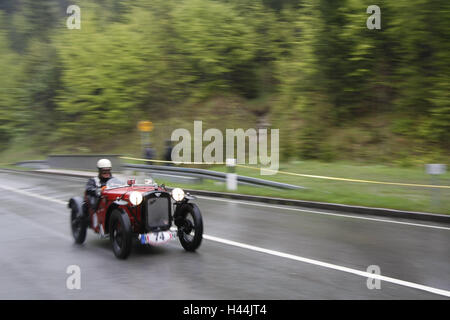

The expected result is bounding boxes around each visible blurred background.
[0,0,449,212]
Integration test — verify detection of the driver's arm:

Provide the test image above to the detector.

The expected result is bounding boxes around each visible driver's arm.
[85,178,100,197]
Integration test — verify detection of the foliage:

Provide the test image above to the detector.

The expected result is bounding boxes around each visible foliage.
[0,0,448,160]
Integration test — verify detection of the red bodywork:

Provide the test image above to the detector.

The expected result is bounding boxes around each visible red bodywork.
[85,184,169,235]
[69,179,203,259]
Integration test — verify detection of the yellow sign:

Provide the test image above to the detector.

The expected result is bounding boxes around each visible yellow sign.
[137,121,153,132]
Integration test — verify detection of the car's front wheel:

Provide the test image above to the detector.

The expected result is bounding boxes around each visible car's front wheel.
[176,203,203,252]
[109,209,132,259]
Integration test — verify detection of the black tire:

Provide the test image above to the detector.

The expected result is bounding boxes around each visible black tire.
[177,203,203,252]
[109,209,132,259]
[70,198,87,244]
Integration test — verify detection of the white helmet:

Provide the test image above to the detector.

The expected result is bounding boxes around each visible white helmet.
[97,159,112,169]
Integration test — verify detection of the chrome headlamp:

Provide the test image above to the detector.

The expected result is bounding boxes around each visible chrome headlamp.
[171,188,185,202]
[129,191,143,206]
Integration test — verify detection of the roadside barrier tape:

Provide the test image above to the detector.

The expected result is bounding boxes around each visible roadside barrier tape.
[120,156,450,189]
[236,164,450,189]
[120,156,226,165]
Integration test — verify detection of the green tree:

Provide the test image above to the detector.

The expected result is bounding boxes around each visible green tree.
[388,0,450,146]
[55,6,154,147]
[0,28,21,144]
[170,0,257,99]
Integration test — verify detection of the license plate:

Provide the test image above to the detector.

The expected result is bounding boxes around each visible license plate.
[139,231,176,245]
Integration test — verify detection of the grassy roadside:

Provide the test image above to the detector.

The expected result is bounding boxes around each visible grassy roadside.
[1,142,448,214]
[153,161,450,215]
[0,137,46,165]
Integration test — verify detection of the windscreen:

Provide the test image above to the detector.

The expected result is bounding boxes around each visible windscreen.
[106,177,126,188]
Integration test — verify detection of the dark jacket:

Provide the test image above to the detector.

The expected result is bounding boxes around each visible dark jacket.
[85,176,113,196]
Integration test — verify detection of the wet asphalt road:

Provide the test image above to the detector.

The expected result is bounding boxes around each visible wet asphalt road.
[0,170,448,299]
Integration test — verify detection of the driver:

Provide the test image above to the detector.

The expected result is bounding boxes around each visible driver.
[85,159,113,210]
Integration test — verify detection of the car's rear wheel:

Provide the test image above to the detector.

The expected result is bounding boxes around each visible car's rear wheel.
[177,203,203,252]
[70,198,87,244]
[109,209,132,259]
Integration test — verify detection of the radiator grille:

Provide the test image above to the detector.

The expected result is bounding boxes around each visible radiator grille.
[146,195,170,230]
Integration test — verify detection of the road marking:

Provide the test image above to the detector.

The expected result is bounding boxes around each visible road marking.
[0,169,88,182]
[203,234,450,297]
[1,184,450,297]
[197,196,450,231]
[2,171,448,230]
[8,184,446,232]
[0,185,68,206]
[6,212,73,241]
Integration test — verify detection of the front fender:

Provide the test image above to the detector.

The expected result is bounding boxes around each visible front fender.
[105,204,130,234]
[68,196,84,214]
[185,193,196,200]
[173,202,201,227]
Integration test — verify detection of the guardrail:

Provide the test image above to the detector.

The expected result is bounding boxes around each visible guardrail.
[47,154,122,171]
[123,163,303,190]
[14,159,304,190]
[15,160,49,169]
[121,156,450,189]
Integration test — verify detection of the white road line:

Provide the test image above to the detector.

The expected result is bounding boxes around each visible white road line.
[2,172,448,230]
[7,212,72,241]
[203,234,450,298]
[0,170,88,182]
[197,196,450,231]
[0,185,67,206]
[1,185,449,298]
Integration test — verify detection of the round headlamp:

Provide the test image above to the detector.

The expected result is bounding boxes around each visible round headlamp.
[129,191,143,206]
[171,188,185,202]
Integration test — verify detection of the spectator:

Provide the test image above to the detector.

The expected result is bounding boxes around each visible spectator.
[144,144,156,165]
[164,140,173,166]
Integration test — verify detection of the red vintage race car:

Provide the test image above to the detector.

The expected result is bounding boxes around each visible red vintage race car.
[68,177,203,259]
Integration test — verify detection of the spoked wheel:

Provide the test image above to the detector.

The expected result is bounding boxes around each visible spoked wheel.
[109,209,132,259]
[177,203,203,252]
[70,200,87,244]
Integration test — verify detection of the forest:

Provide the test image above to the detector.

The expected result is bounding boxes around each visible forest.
[0,0,448,164]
